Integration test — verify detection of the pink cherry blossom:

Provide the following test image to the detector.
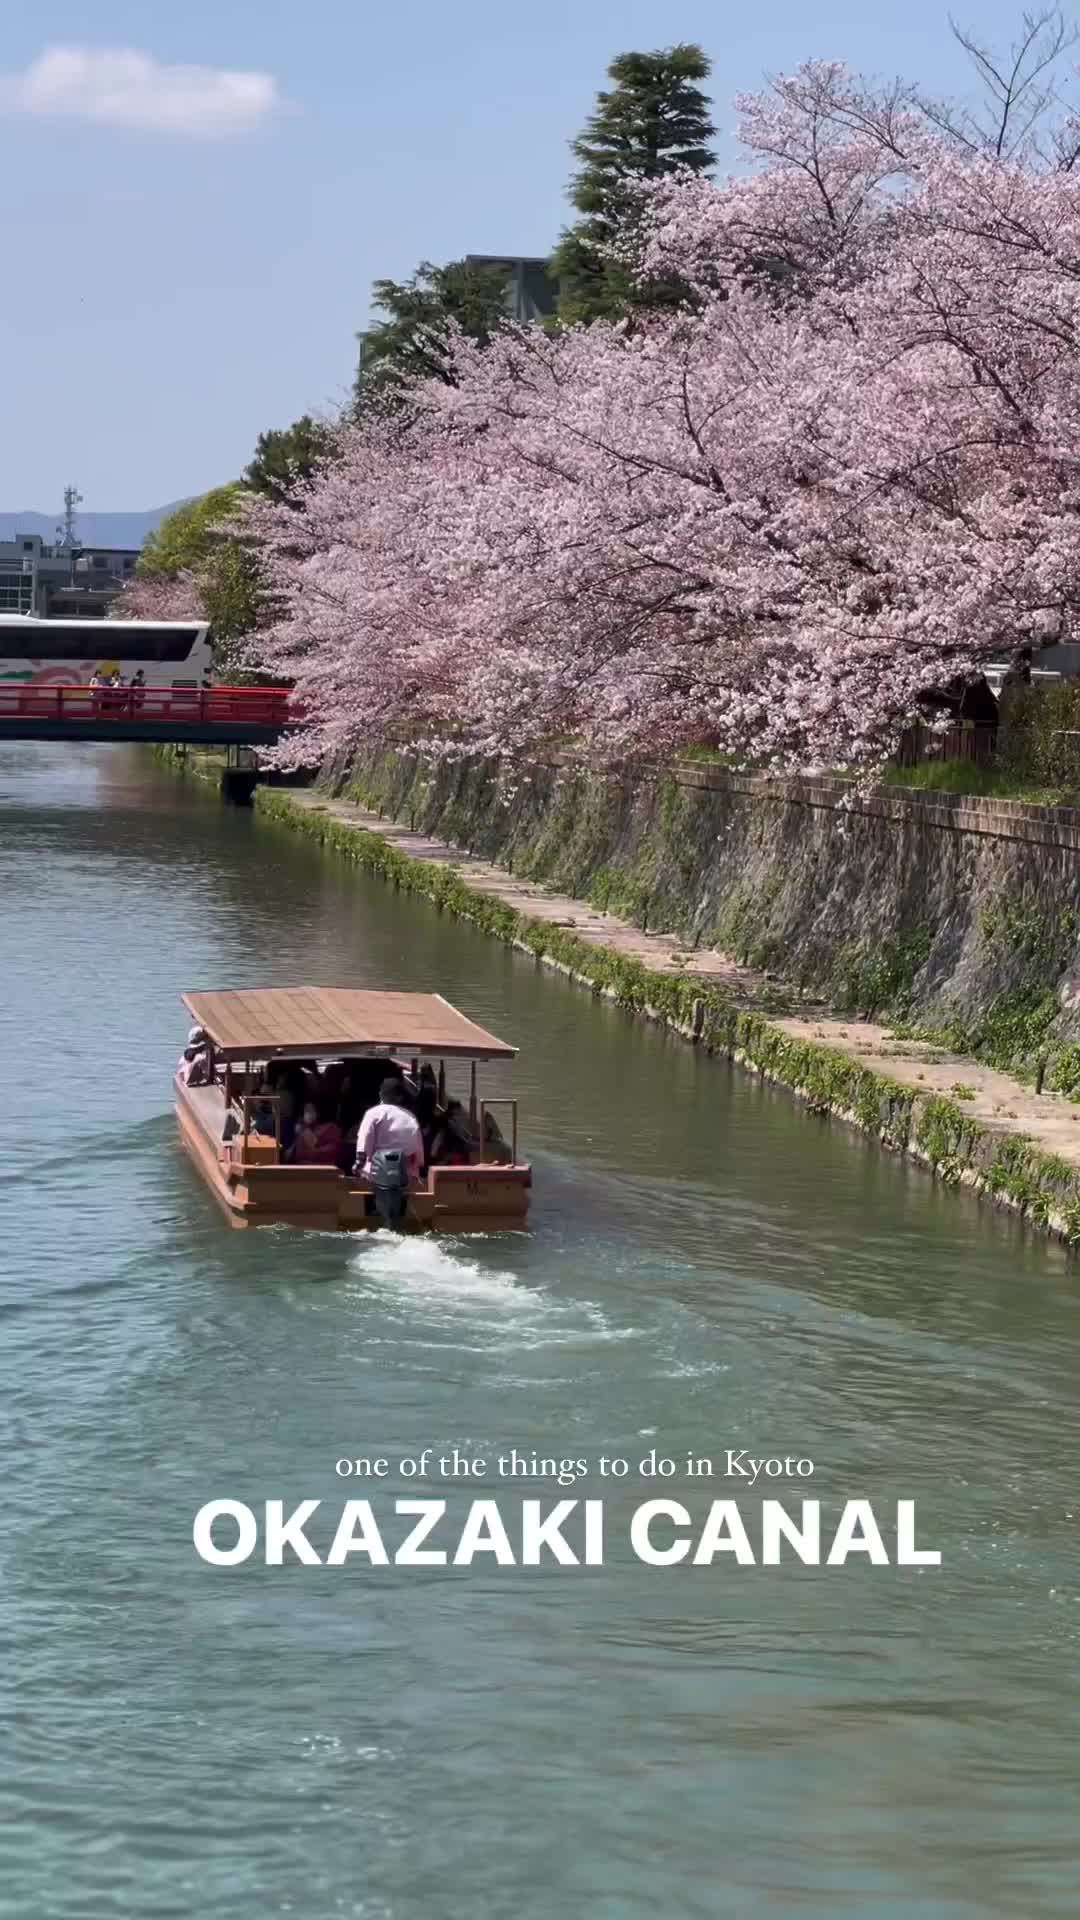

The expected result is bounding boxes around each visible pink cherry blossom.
[112,570,206,622]
[248,61,1080,774]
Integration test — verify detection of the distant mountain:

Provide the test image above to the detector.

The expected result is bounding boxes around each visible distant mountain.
[0,502,188,548]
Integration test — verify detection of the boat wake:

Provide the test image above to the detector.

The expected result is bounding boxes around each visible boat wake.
[347,1233,642,1359]
[351,1234,537,1312]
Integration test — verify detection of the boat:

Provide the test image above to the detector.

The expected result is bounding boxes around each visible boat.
[174,985,531,1232]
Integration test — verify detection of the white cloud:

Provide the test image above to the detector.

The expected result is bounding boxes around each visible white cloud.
[0,45,289,139]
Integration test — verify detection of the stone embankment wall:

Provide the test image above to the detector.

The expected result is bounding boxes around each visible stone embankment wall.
[341,756,1080,1093]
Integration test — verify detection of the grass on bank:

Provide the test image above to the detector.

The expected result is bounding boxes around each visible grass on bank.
[681,751,1080,806]
[883,760,1080,805]
[676,747,1080,805]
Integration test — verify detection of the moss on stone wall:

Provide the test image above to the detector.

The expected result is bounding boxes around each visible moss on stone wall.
[336,751,1080,1096]
[254,786,1080,1245]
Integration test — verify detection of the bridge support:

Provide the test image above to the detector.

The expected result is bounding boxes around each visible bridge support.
[221,745,260,806]
[222,767,259,805]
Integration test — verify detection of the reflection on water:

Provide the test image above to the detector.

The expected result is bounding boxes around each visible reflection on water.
[2,743,1080,1919]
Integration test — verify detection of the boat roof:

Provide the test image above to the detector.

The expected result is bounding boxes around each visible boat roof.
[181,986,517,1063]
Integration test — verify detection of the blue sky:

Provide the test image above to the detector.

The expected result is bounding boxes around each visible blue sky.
[0,0,1050,510]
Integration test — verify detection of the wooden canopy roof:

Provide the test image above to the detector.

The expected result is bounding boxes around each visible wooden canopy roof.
[181,987,517,1063]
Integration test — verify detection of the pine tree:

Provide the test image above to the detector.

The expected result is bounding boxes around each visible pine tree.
[552,43,716,324]
[354,258,514,409]
[245,415,335,506]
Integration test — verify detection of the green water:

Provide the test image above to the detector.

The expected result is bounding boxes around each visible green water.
[3,743,1080,1919]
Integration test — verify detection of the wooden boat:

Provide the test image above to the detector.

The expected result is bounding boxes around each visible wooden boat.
[174,985,531,1232]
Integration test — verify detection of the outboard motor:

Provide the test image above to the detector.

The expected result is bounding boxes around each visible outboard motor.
[368,1146,410,1229]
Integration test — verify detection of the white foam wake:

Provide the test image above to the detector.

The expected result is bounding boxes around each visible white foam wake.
[346,1232,647,1363]
[350,1233,537,1313]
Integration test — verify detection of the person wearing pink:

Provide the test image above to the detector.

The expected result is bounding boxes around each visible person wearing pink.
[291,1102,343,1166]
[353,1079,423,1179]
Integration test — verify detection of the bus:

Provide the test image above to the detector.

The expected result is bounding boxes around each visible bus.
[0,616,213,691]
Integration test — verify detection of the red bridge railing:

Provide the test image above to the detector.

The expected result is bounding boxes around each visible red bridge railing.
[0,685,293,727]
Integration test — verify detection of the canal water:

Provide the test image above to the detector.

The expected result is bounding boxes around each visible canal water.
[3,743,1080,1920]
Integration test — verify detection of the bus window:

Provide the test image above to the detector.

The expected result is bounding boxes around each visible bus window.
[0,624,204,663]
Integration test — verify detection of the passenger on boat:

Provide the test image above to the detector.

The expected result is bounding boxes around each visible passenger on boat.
[178,1044,208,1086]
[415,1069,438,1119]
[250,1082,278,1139]
[482,1109,512,1164]
[291,1102,344,1166]
[428,1099,473,1167]
[219,1090,281,1148]
[266,1068,297,1151]
[177,1026,211,1087]
[353,1079,423,1179]
[414,1075,440,1164]
[348,1061,393,1117]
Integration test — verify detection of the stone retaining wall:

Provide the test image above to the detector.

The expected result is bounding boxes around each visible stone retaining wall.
[673,763,1080,852]
[341,755,1080,1092]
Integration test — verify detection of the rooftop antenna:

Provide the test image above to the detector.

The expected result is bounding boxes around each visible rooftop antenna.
[55,484,83,551]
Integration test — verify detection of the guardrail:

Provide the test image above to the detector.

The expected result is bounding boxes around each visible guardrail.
[0,685,294,727]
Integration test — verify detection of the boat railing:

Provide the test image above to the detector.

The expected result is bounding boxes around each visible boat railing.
[225,1091,283,1165]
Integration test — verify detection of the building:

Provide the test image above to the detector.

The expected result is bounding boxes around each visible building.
[0,534,139,618]
[45,544,140,617]
[0,535,68,615]
[466,255,559,324]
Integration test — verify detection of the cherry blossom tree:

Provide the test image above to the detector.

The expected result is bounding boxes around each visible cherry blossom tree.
[250,40,1080,774]
[111,569,206,622]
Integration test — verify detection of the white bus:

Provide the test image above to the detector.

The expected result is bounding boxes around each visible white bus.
[0,616,213,691]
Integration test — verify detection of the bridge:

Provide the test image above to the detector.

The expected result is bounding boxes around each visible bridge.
[0,684,292,746]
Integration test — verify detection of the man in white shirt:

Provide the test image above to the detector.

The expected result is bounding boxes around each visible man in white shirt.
[353,1079,424,1179]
